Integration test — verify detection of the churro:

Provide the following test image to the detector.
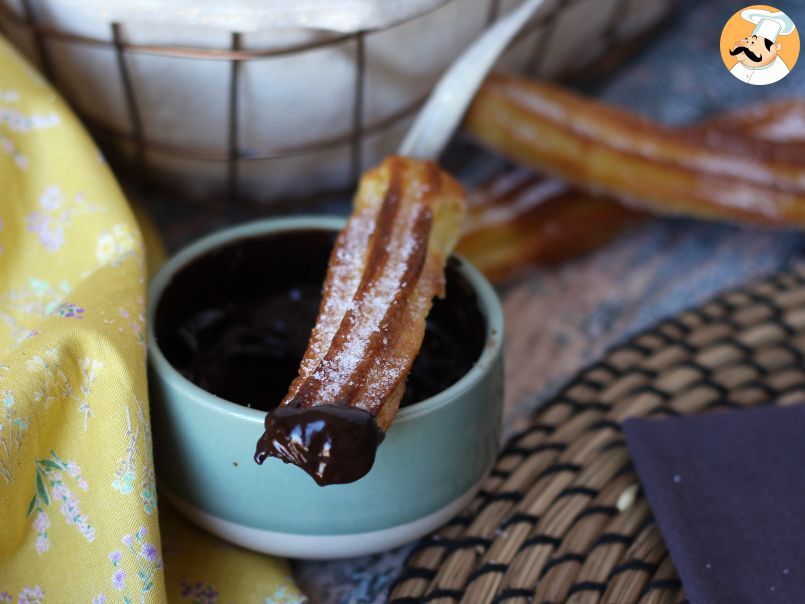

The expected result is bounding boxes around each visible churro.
[255,156,466,485]
[466,74,805,225]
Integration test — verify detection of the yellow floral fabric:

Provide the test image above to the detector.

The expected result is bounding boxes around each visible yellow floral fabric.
[0,37,305,603]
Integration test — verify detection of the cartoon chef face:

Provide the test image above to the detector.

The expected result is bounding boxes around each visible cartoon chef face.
[730,34,781,68]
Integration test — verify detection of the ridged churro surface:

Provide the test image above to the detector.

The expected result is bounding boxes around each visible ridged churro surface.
[466,74,805,225]
[282,156,466,430]
[255,156,466,485]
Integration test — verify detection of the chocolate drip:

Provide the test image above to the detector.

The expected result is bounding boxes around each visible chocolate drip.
[254,403,385,486]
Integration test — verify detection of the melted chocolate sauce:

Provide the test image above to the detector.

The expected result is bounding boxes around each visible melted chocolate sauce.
[255,403,385,485]
[154,228,486,485]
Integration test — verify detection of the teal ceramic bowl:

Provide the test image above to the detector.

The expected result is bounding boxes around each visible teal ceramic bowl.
[147,217,504,559]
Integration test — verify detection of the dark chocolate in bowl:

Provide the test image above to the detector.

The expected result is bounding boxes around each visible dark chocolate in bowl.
[153,228,487,414]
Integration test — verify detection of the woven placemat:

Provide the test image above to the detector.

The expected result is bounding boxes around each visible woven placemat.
[389,265,805,603]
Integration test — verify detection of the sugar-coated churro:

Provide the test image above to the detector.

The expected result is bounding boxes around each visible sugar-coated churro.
[255,156,466,485]
[457,169,643,282]
[466,74,805,226]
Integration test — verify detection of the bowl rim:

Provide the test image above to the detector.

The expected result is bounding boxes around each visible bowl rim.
[147,215,504,426]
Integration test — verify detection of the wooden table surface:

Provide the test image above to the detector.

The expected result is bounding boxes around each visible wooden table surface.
[135,0,805,600]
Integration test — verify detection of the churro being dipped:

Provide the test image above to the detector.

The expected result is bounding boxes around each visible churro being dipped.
[254,156,466,485]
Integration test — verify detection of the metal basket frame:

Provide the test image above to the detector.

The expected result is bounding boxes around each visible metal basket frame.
[1,0,637,200]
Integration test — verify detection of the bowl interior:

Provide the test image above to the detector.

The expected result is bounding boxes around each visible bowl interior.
[152,224,488,414]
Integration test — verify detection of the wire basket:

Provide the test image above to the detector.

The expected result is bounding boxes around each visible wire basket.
[0,0,671,205]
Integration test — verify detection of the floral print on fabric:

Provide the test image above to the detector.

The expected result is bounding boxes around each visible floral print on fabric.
[0,35,303,603]
[22,349,104,428]
[112,396,156,515]
[105,526,162,603]
[0,101,59,171]
[52,303,83,319]
[74,358,102,429]
[27,186,104,253]
[0,36,166,601]
[96,224,139,266]
[0,278,71,349]
[27,451,93,554]
[178,579,218,604]
[0,375,27,485]
[17,586,44,604]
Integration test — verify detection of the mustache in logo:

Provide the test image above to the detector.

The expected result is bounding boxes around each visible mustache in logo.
[730,45,763,62]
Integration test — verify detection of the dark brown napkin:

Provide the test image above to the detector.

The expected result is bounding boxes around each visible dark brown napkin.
[623,404,805,604]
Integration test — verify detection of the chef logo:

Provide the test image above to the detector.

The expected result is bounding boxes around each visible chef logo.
[720,5,799,85]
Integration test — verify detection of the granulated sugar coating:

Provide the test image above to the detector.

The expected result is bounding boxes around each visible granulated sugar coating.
[253,156,467,486]
[275,155,466,431]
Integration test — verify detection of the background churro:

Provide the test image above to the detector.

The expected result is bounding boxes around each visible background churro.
[465,74,805,226]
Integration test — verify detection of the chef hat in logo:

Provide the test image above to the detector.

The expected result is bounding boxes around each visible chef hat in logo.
[741,8,796,42]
